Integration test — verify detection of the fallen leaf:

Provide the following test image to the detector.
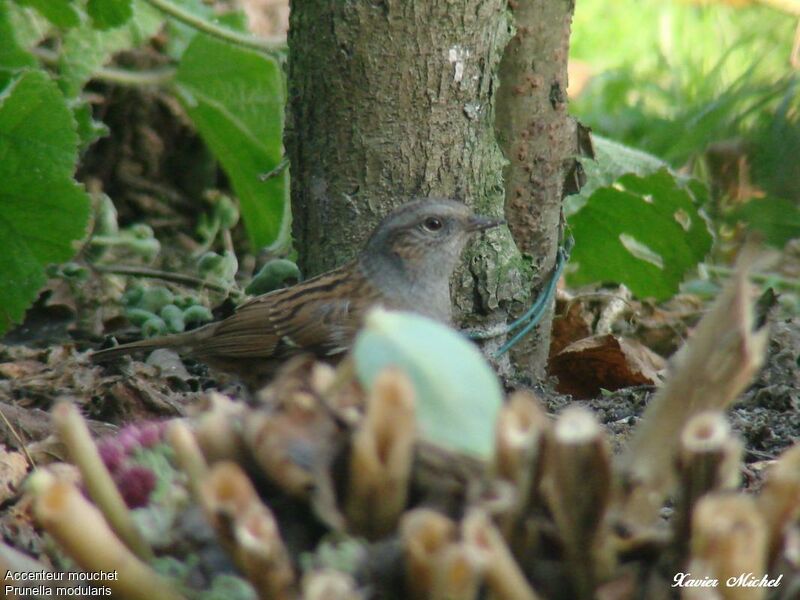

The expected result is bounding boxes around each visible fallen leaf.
[548,334,666,398]
[550,298,593,358]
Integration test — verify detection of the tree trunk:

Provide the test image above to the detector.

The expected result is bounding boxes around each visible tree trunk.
[286,0,576,380]
[496,0,578,377]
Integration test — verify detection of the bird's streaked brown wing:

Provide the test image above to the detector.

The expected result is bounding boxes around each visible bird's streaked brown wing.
[192,263,377,360]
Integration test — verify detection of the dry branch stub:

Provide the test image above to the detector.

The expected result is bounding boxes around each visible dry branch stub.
[543,407,613,599]
[756,444,800,567]
[429,543,483,600]
[618,251,769,526]
[687,494,769,600]
[672,411,744,553]
[192,391,248,464]
[462,509,541,600]
[166,418,209,500]
[302,568,362,600]
[493,390,549,491]
[345,368,416,538]
[401,508,458,600]
[31,474,184,600]
[199,461,295,599]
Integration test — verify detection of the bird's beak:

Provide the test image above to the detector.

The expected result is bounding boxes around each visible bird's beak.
[467,215,505,232]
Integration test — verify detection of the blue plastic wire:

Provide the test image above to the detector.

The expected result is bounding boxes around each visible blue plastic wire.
[494,236,573,357]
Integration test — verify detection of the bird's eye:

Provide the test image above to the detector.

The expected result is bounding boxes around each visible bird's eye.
[422,217,443,232]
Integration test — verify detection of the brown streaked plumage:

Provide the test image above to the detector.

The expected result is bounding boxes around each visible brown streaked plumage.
[92,199,503,384]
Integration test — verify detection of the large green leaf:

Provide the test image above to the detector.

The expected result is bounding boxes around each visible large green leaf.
[566,134,672,216]
[174,33,288,250]
[0,71,91,334]
[161,0,217,60]
[567,169,713,301]
[354,309,503,460]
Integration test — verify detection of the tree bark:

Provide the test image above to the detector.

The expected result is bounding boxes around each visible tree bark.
[286,0,576,380]
[496,0,578,376]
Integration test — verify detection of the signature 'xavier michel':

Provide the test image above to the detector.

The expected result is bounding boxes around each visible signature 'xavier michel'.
[93,199,503,382]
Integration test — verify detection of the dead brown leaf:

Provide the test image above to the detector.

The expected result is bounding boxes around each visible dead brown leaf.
[548,334,666,399]
[550,298,594,358]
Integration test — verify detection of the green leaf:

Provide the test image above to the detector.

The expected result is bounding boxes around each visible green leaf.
[354,309,503,459]
[175,33,288,250]
[14,0,80,28]
[71,98,110,150]
[0,71,91,334]
[567,169,713,301]
[245,258,301,295]
[160,304,185,333]
[565,134,671,216]
[726,197,800,248]
[58,0,163,97]
[197,250,238,285]
[87,0,133,29]
[6,2,51,50]
[162,0,216,59]
[0,1,36,81]
[182,304,212,325]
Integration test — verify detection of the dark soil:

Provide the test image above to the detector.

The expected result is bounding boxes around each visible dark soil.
[541,316,799,462]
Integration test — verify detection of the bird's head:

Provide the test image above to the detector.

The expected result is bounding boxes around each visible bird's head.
[362,199,504,284]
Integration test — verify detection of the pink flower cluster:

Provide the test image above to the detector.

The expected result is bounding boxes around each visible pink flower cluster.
[97,421,167,508]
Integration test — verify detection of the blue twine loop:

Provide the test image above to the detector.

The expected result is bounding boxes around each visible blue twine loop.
[491,236,574,357]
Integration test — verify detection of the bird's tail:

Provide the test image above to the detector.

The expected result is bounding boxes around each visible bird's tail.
[91,324,216,363]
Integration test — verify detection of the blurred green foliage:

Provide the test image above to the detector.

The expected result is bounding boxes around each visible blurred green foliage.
[0,0,287,336]
[2,0,796,338]
[571,0,800,205]
[123,284,213,337]
[567,0,799,301]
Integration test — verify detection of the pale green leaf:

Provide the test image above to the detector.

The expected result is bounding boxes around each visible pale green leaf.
[354,309,503,459]
[566,134,672,215]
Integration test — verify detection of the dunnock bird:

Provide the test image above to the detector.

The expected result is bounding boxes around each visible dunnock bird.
[93,199,502,382]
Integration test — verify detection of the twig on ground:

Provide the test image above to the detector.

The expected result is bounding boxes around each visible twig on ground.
[92,263,243,299]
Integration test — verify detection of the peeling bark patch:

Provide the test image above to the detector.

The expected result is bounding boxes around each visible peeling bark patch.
[448,46,470,83]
